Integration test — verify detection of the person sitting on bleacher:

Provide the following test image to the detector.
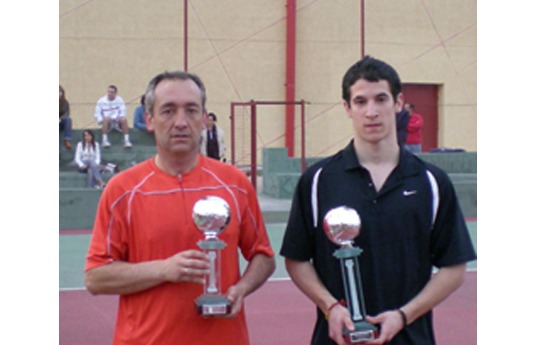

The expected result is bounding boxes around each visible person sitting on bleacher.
[94,85,132,148]
[59,85,72,150]
[74,129,106,189]
[133,95,149,132]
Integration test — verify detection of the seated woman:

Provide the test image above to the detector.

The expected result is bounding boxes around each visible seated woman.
[133,95,148,131]
[74,129,106,189]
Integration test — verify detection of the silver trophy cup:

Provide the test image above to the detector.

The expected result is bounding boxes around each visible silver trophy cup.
[192,196,232,316]
[324,206,378,343]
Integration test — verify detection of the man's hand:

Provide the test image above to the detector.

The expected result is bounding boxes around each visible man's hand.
[327,304,355,345]
[362,310,404,344]
[222,254,275,318]
[85,250,210,295]
[161,250,210,284]
[223,284,245,317]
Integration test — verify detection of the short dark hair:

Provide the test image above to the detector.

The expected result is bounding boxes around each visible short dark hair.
[208,112,217,121]
[144,71,207,115]
[342,56,402,105]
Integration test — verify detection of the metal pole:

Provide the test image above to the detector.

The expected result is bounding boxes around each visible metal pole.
[184,0,188,70]
[285,0,297,157]
[230,103,235,165]
[360,0,365,58]
[301,100,306,172]
[250,101,257,189]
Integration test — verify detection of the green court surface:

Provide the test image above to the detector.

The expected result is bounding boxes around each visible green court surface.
[60,222,477,290]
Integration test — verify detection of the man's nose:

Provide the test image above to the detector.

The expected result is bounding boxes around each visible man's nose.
[365,101,378,118]
[172,110,189,127]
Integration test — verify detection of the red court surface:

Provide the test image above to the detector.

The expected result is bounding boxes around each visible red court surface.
[60,272,476,345]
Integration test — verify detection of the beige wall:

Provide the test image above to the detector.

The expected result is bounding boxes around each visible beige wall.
[60,0,476,163]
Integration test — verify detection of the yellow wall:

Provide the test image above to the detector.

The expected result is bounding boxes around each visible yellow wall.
[60,0,476,162]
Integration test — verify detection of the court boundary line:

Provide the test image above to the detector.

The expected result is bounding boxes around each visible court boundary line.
[59,270,476,292]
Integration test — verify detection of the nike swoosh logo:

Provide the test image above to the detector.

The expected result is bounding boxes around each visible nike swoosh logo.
[403,190,417,196]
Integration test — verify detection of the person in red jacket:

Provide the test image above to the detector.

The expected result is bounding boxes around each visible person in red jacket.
[404,103,424,153]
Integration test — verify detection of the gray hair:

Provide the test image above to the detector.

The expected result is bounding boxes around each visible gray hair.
[144,71,207,115]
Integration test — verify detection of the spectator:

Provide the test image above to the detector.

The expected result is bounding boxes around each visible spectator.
[84,71,275,345]
[280,56,476,345]
[200,112,226,162]
[404,103,424,153]
[59,85,72,149]
[133,95,148,132]
[74,129,105,189]
[395,107,410,146]
[94,85,132,148]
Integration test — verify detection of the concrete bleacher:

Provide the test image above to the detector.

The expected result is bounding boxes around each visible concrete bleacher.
[262,148,477,218]
[59,129,156,229]
[59,129,292,230]
[59,132,476,230]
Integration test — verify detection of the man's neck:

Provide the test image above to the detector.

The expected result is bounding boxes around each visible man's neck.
[353,141,400,192]
[154,152,199,176]
[353,139,400,166]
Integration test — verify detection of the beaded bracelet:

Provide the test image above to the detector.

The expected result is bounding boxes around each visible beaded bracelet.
[325,299,346,319]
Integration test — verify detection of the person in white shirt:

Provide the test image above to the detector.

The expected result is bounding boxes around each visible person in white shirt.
[75,129,106,189]
[94,85,132,148]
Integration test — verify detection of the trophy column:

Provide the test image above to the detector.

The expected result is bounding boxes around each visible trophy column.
[324,206,379,343]
[192,196,232,317]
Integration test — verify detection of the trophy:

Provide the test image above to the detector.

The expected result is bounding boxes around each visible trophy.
[192,196,232,316]
[323,206,379,343]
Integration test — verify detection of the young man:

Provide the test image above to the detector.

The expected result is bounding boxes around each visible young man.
[280,56,476,345]
[94,85,132,148]
[85,71,275,345]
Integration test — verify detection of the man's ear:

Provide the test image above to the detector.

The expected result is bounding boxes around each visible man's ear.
[343,100,353,118]
[145,112,154,132]
[202,110,209,128]
[395,93,404,112]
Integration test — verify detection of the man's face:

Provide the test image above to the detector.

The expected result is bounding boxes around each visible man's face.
[107,87,117,101]
[208,116,215,128]
[147,79,207,156]
[343,79,403,145]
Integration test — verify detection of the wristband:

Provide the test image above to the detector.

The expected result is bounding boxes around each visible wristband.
[396,308,408,328]
[325,299,346,319]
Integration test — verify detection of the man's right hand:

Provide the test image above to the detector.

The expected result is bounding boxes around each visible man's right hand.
[162,250,210,284]
[328,303,355,345]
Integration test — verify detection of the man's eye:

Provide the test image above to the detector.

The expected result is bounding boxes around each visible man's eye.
[161,108,174,116]
[354,99,366,105]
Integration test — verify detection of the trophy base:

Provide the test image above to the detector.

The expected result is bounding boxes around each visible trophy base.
[195,295,232,317]
[344,321,379,344]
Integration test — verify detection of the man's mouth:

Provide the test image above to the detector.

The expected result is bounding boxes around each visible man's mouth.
[365,123,381,129]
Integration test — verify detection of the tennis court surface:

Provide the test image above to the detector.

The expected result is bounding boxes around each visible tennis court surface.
[60,222,477,345]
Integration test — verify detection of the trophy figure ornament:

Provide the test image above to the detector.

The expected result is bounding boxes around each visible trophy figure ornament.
[323,206,379,343]
[192,196,232,316]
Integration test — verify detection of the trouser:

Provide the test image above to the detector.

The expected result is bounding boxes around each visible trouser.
[404,144,422,154]
[79,159,103,188]
[59,116,72,141]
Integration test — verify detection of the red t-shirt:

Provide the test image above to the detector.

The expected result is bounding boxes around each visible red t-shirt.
[85,156,274,345]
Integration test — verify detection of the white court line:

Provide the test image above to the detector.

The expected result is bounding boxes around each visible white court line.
[60,269,476,292]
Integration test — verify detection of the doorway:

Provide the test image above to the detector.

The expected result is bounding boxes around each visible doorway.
[401,84,439,152]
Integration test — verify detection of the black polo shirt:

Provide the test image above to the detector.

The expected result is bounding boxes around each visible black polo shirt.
[280,141,476,345]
